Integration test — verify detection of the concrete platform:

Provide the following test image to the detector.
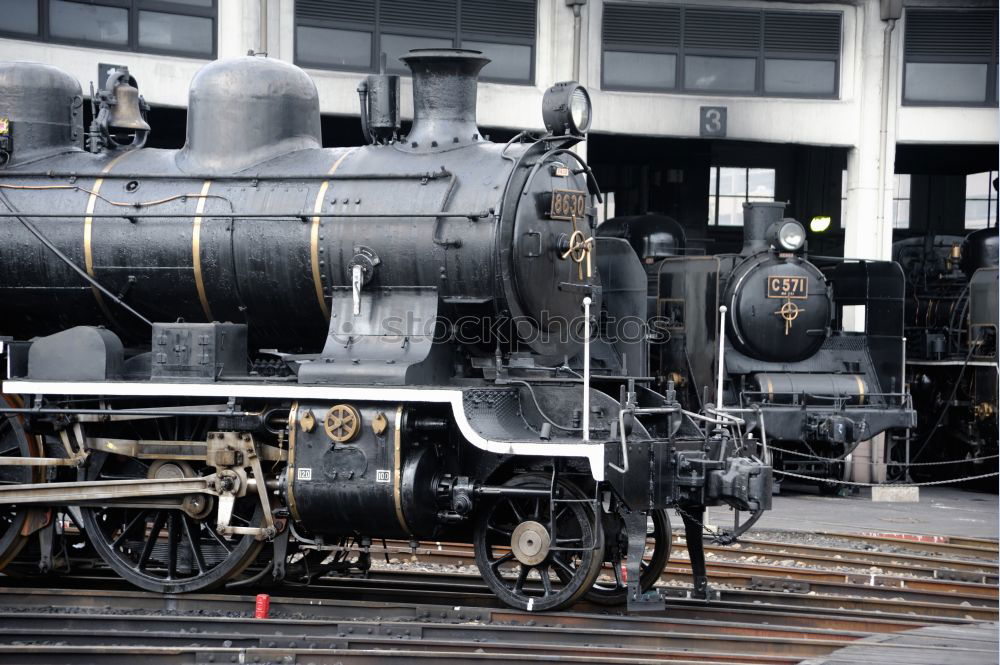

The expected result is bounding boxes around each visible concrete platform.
[695,485,998,539]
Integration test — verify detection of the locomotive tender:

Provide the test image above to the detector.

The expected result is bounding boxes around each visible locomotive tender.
[600,204,917,488]
[0,50,770,611]
[893,228,998,478]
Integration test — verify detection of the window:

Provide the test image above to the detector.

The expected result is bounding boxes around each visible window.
[597,192,616,225]
[294,0,536,85]
[841,170,910,229]
[965,171,998,230]
[840,169,848,228]
[708,167,776,226]
[840,169,910,229]
[602,4,841,99]
[903,9,998,106]
[0,0,215,58]
[0,0,38,34]
[892,174,910,230]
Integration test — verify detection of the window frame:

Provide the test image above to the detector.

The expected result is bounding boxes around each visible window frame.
[0,0,42,38]
[964,170,998,230]
[293,0,537,86]
[601,3,841,100]
[0,0,217,59]
[600,3,680,94]
[294,17,377,74]
[708,166,777,227]
[891,173,911,230]
[901,8,999,108]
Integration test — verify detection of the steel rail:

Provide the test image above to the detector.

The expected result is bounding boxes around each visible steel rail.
[658,561,998,599]
[0,645,792,665]
[394,542,1000,588]
[808,530,999,557]
[0,611,854,661]
[0,580,992,665]
[947,536,1000,551]
[396,546,998,598]
[650,567,998,605]
[0,584,956,634]
[298,570,999,621]
[0,584,967,665]
[700,537,1000,576]
[383,537,1000,581]
[10,560,991,623]
[303,577,1000,621]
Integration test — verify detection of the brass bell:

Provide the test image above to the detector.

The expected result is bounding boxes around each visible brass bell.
[108,81,150,133]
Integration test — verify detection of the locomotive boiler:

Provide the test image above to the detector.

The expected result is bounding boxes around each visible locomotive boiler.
[893,228,998,479]
[0,50,770,612]
[601,202,916,489]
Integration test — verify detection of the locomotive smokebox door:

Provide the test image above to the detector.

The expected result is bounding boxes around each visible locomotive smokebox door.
[726,260,831,362]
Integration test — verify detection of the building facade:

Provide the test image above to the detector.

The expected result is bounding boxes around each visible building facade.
[0,0,996,262]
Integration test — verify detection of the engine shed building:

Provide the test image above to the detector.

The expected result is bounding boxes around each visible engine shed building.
[0,0,996,261]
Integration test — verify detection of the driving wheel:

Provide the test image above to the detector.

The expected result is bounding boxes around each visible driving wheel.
[473,474,603,612]
[0,416,34,570]
[80,451,265,593]
[587,508,671,605]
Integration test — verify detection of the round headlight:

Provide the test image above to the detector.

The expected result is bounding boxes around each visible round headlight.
[569,87,591,133]
[776,220,806,251]
[542,81,592,136]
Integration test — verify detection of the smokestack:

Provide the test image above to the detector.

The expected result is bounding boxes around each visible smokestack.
[400,49,490,150]
[742,201,787,255]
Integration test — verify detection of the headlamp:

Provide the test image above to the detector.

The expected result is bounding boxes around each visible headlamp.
[767,219,806,252]
[542,81,592,136]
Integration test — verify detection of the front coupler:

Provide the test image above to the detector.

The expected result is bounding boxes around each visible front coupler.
[606,427,772,611]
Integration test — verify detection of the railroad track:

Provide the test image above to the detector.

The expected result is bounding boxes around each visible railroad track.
[3,560,996,621]
[0,583,993,665]
[386,530,1000,585]
[0,528,994,663]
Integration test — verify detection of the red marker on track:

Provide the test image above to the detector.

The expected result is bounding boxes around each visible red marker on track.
[255,593,270,619]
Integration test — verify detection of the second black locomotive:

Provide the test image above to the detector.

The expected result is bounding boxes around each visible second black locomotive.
[601,203,916,489]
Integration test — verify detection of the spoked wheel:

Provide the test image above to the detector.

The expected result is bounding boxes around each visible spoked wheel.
[473,474,603,612]
[80,452,265,593]
[586,509,671,605]
[0,416,34,570]
[818,460,848,495]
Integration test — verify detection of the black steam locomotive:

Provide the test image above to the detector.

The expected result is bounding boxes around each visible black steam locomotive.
[0,50,770,611]
[892,228,998,479]
[600,205,916,489]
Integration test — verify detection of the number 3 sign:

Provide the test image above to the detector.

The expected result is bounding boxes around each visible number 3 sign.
[700,107,727,137]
